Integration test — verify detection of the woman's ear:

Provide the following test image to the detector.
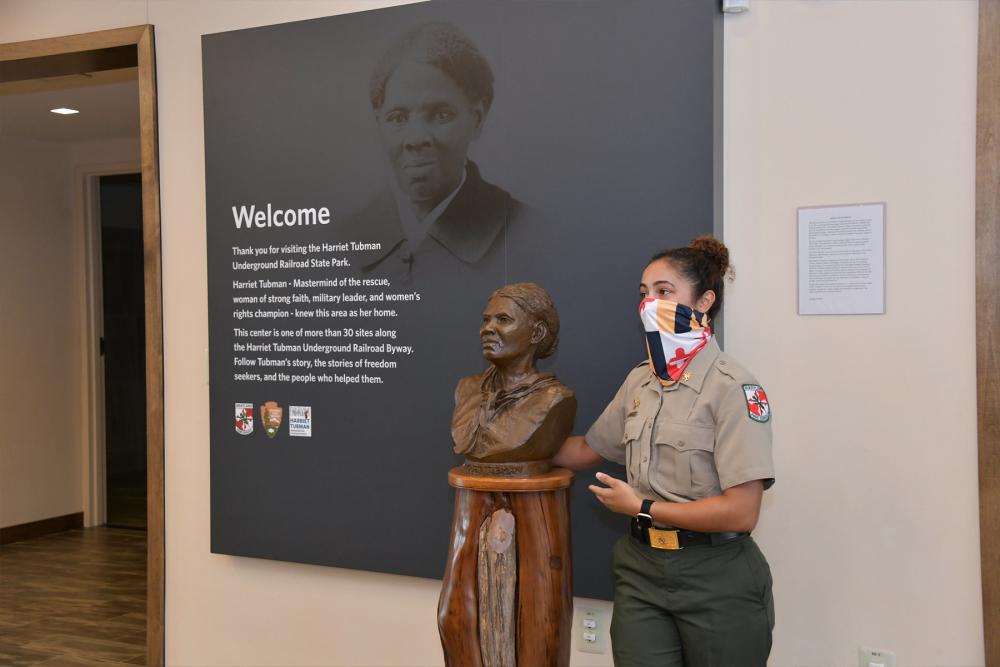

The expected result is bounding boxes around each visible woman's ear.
[696,290,716,315]
[531,321,548,346]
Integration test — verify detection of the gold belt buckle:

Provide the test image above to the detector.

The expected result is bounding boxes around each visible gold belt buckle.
[648,527,682,550]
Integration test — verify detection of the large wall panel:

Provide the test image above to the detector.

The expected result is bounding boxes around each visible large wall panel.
[203,0,720,599]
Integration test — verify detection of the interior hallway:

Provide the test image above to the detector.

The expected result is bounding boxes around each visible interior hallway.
[0,527,146,666]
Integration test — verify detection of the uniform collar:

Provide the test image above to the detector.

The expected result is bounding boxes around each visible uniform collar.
[639,336,720,394]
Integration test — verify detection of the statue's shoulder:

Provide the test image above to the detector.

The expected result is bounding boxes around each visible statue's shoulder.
[456,373,482,388]
[454,373,483,402]
[524,378,575,416]
[539,379,575,402]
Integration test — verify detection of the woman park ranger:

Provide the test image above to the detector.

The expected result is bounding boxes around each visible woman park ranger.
[554,235,775,666]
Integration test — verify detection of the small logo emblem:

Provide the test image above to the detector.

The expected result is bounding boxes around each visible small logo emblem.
[260,401,283,437]
[235,403,253,435]
[289,406,312,437]
[742,384,770,423]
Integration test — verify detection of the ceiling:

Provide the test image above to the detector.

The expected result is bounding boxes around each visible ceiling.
[0,68,139,143]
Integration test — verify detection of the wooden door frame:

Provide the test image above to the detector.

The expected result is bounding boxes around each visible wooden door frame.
[979,2,1000,666]
[0,25,165,667]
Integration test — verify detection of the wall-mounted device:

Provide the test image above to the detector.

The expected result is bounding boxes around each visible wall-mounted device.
[722,0,750,14]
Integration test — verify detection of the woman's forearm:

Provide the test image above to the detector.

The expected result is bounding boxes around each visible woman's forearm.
[648,480,763,533]
[552,435,604,471]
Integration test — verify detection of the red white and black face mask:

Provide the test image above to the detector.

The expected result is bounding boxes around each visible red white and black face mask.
[638,297,711,387]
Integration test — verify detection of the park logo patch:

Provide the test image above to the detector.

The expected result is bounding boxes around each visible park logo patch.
[235,403,253,435]
[742,384,770,423]
[260,401,283,437]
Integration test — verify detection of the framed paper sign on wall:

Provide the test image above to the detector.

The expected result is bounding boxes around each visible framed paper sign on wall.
[797,202,887,316]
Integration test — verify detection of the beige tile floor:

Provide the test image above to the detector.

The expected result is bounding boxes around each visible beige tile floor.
[0,527,146,666]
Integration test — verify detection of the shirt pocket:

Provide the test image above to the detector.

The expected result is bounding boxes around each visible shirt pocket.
[622,416,645,481]
[649,421,718,500]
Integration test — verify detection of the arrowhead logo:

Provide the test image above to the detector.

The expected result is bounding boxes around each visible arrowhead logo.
[260,401,283,437]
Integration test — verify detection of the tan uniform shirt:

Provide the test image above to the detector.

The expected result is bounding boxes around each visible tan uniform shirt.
[585,337,774,503]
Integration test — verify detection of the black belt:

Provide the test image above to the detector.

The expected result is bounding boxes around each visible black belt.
[629,516,746,550]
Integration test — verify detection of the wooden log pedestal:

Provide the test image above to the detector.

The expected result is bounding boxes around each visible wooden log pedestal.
[438,466,574,667]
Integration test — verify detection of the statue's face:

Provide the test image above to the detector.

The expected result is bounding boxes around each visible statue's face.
[480,296,541,364]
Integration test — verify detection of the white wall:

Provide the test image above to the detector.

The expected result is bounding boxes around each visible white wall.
[0,1,984,665]
[0,128,140,530]
[0,137,80,528]
[72,135,140,166]
[724,2,982,665]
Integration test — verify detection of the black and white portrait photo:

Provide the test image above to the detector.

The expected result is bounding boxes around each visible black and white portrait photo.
[343,22,522,276]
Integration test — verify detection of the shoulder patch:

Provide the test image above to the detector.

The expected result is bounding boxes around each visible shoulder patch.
[742,384,771,423]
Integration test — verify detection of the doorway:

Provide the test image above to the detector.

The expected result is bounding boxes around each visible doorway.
[100,172,148,530]
[0,26,165,667]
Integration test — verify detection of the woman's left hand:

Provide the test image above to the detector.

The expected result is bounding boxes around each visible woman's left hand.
[588,472,642,516]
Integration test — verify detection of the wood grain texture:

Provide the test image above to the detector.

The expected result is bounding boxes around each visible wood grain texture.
[510,490,572,667]
[439,489,493,667]
[978,2,1000,664]
[439,484,572,667]
[477,510,516,667]
[0,528,146,666]
[0,513,84,546]
[449,466,573,492]
[0,26,147,61]
[136,24,165,667]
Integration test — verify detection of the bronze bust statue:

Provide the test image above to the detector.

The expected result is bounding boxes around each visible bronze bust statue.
[451,282,576,476]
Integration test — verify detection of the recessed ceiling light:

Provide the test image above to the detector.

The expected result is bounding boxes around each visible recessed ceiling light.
[50,108,79,115]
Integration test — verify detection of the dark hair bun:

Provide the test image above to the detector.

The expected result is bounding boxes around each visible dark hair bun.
[689,235,733,279]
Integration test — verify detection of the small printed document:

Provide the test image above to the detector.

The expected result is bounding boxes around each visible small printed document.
[797,203,885,315]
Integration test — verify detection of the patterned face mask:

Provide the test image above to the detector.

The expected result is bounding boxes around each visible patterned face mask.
[639,297,712,387]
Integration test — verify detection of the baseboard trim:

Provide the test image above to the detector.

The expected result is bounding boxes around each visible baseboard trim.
[0,512,85,545]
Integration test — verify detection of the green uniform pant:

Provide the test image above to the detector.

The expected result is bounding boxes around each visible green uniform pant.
[610,533,774,667]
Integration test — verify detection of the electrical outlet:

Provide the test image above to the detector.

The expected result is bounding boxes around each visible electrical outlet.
[859,647,896,667]
[576,607,609,654]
